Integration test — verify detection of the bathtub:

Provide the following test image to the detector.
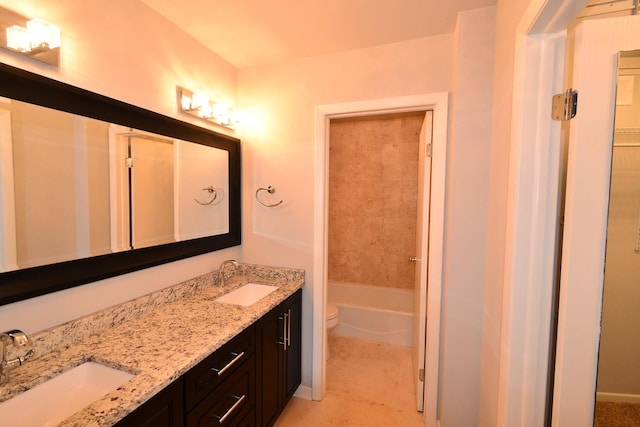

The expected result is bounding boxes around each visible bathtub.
[328,281,414,347]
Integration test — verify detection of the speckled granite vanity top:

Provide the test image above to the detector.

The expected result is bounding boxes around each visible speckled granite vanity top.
[0,263,304,427]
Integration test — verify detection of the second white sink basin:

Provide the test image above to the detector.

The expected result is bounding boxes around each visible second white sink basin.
[0,361,134,427]
[215,283,278,306]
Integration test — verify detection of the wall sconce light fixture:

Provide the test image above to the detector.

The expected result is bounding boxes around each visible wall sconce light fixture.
[0,6,60,66]
[179,88,240,128]
[6,19,60,53]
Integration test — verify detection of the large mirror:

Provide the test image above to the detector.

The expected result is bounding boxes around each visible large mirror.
[0,63,241,306]
[593,50,640,425]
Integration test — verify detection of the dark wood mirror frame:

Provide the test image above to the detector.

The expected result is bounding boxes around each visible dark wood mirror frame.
[0,63,241,306]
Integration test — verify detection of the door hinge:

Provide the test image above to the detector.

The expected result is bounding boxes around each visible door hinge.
[419,368,425,382]
[551,89,578,121]
[126,157,133,168]
[426,143,432,158]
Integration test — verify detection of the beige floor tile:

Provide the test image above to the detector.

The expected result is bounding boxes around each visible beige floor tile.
[275,335,424,426]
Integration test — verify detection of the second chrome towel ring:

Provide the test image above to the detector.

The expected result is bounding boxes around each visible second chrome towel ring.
[195,186,223,206]
[256,185,283,207]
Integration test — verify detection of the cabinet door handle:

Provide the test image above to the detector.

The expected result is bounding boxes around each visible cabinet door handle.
[215,394,246,424]
[211,351,245,377]
[286,308,292,348]
[279,312,289,351]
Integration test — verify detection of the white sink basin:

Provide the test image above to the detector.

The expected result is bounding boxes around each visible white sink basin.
[0,361,134,427]
[215,283,278,306]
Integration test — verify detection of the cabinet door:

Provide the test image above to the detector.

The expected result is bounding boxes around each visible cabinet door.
[256,290,303,427]
[283,290,302,402]
[256,306,284,427]
[115,378,184,427]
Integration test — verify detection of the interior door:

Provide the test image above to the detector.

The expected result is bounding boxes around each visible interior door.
[552,15,640,425]
[412,110,433,411]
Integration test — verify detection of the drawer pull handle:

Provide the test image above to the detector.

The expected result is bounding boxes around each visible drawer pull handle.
[212,351,245,377]
[216,394,246,424]
[286,308,291,348]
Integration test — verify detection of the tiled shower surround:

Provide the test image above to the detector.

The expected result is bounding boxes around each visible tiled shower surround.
[328,112,424,290]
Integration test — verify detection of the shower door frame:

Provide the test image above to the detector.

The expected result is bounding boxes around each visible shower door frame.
[313,92,449,427]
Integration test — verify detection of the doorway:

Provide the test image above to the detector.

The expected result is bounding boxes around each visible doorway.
[312,92,448,427]
[326,111,426,410]
[109,127,175,251]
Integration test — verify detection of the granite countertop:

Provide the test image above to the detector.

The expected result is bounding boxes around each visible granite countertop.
[0,263,304,427]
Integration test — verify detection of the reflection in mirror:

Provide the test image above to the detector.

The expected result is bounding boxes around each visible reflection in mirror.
[594,50,640,424]
[0,62,240,306]
[0,98,112,270]
[0,99,230,271]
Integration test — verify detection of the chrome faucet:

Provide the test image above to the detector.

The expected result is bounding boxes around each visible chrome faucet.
[0,330,35,384]
[219,260,239,286]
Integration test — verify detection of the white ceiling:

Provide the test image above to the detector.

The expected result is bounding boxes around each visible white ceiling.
[141,0,497,68]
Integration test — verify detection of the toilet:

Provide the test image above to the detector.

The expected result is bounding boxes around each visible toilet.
[326,303,340,360]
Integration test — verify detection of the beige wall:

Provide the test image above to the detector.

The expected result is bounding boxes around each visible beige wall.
[439,7,496,427]
[239,34,453,389]
[11,102,74,267]
[0,0,504,415]
[86,117,111,257]
[239,6,498,417]
[478,0,527,423]
[327,113,423,290]
[7,101,111,268]
[0,0,237,127]
[0,0,241,333]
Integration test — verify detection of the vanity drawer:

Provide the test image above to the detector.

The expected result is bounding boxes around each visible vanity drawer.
[185,326,255,410]
[186,354,256,427]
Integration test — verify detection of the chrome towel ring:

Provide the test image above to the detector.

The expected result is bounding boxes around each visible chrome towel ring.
[195,186,221,206]
[256,185,283,207]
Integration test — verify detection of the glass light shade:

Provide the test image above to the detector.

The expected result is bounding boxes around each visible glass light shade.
[198,102,213,119]
[192,93,209,110]
[6,25,30,52]
[178,88,239,127]
[180,93,192,111]
[26,18,60,49]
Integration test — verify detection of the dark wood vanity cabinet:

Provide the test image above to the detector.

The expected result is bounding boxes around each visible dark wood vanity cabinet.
[256,290,302,427]
[114,378,185,427]
[115,290,301,427]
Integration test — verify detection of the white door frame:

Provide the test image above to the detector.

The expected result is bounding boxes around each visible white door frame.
[312,92,448,427]
[497,0,589,425]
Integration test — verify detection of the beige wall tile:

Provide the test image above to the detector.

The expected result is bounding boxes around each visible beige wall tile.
[328,113,423,290]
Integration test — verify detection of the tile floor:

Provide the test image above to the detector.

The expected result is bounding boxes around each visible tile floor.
[274,334,425,426]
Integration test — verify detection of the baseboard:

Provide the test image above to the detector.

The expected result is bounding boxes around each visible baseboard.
[596,391,640,403]
[293,384,313,400]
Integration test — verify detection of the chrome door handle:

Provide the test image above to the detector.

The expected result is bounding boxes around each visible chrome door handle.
[286,309,291,348]
[409,256,418,262]
[278,312,288,351]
